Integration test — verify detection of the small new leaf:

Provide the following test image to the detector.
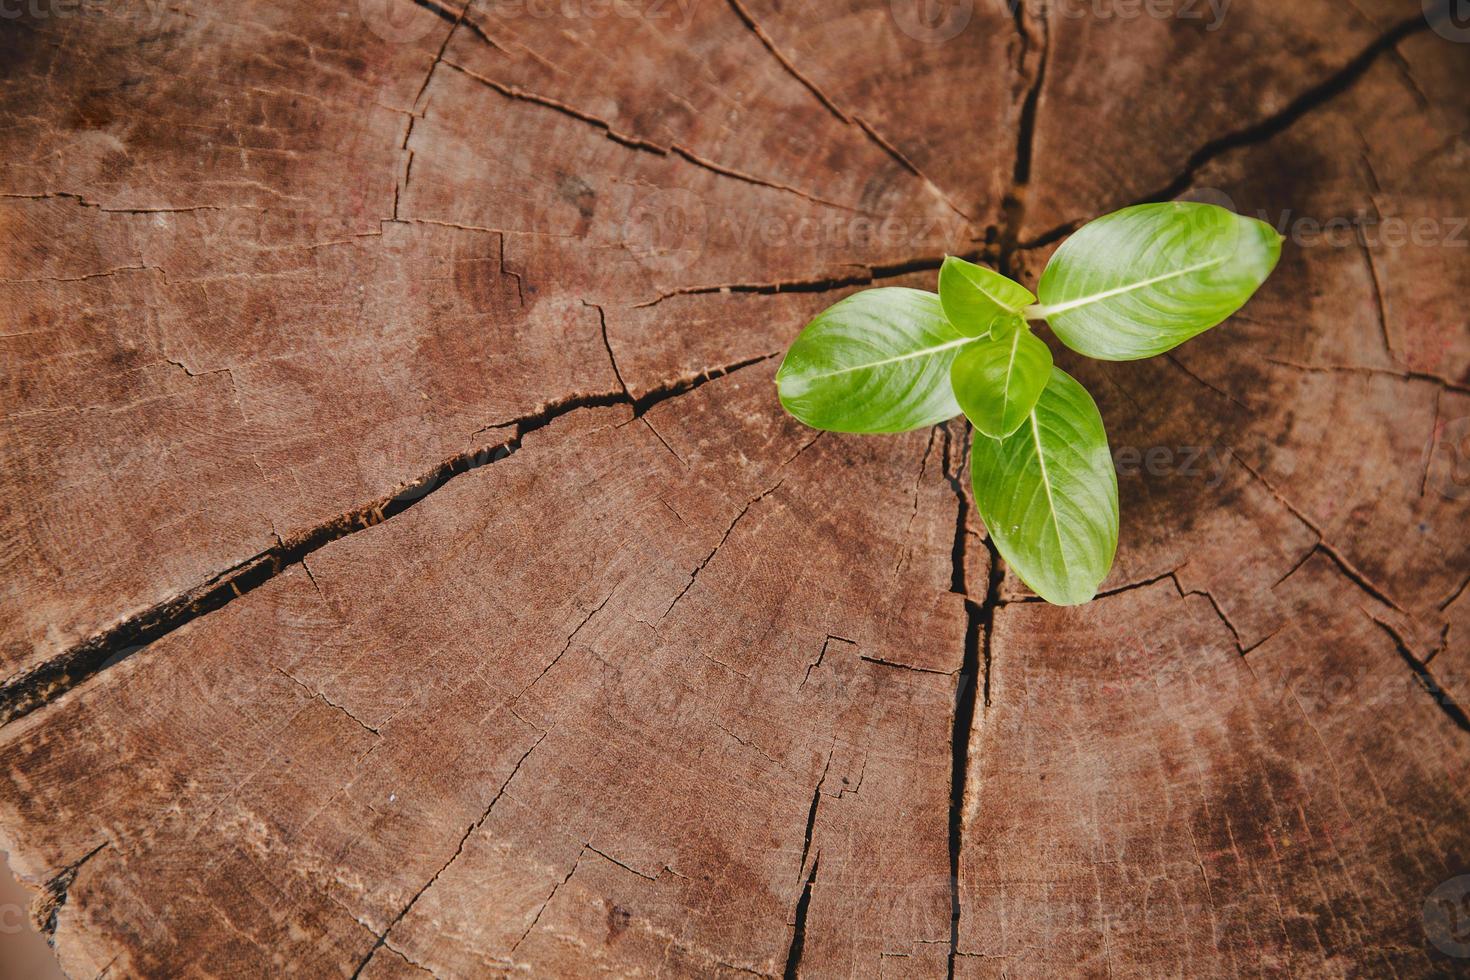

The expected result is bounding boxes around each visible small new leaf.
[772,198,1281,606]
[776,287,973,433]
[938,256,1036,337]
[949,318,1053,438]
[970,367,1118,605]
[1031,202,1281,360]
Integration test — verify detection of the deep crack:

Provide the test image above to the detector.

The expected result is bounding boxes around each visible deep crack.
[1371,616,1470,735]
[0,355,777,728]
[938,422,995,977]
[782,856,819,980]
[1140,12,1437,205]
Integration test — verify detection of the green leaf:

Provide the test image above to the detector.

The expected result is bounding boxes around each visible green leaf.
[1031,202,1282,361]
[971,367,1118,605]
[949,318,1053,438]
[776,287,972,433]
[938,256,1036,337]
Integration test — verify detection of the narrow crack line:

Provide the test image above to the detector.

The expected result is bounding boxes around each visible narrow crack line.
[498,232,525,306]
[1261,356,1470,397]
[1,354,776,729]
[4,265,160,285]
[36,841,108,938]
[1269,543,1320,593]
[410,0,506,54]
[1358,233,1396,364]
[586,300,630,399]
[654,429,817,626]
[669,145,859,212]
[634,249,982,309]
[640,416,686,467]
[713,721,792,772]
[408,0,472,120]
[275,667,381,736]
[1228,448,1323,533]
[438,60,855,211]
[1168,574,1248,656]
[1138,12,1435,205]
[1016,218,1079,253]
[897,428,941,574]
[1230,450,1410,614]
[510,849,584,955]
[1314,543,1406,615]
[1440,572,1470,613]
[860,655,956,676]
[723,0,848,123]
[1,190,228,214]
[439,59,670,151]
[1370,615,1470,735]
[516,588,619,705]
[1063,567,1183,603]
[352,730,546,979]
[1384,44,1431,110]
[720,0,971,220]
[1165,354,1249,411]
[1420,386,1443,499]
[660,478,787,622]
[377,942,446,980]
[782,855,819,980]
[850,116,975,222]
[799,635,852,690]
[629,351,782,416]
[581,845,649,880]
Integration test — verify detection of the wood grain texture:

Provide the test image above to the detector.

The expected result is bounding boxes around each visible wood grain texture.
[0,0,1467,976]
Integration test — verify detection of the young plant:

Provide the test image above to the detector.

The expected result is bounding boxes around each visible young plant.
[776,202,1282,605]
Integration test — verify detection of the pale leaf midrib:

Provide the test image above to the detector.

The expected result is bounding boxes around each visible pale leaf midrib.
[794,336,974,381]
[1030,255,1229,317]
[1030,412,1069,577]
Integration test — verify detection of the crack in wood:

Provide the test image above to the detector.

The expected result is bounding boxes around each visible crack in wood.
[997,1,1049,272]
[1227,451,1409,615]
[437,60,858,212]
[1139,12,1437,206]
[781,855,818,980]
[938,422,993,975]
[633,248,986,309]
[1004,11,1443,254]
[720,0,973,221]
[0,355,777,729]
[1370,615,1470,735]
[353,729,546,978]
[35,842,107,939]
[1262,357,1470,397]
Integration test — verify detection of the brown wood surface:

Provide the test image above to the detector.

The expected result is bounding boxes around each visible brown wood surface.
[1,0,1467,976]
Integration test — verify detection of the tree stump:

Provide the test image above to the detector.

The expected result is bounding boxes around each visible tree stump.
[1,0,1468,975]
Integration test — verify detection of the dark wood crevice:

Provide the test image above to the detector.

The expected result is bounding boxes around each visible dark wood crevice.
[0,355,777,728]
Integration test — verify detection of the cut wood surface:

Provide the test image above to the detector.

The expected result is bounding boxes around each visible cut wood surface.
[0,0,1467,976]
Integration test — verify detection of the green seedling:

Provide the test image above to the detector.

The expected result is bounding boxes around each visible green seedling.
[776,202,1282,605]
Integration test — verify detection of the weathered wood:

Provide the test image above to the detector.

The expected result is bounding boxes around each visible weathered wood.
[0,0,1467,976]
